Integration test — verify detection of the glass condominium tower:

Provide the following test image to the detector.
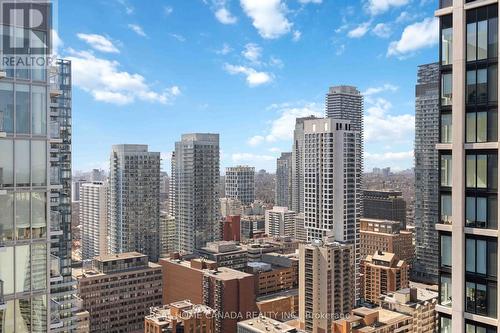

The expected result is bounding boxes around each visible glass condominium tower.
[437,1,499,332]
[0,3,76,331]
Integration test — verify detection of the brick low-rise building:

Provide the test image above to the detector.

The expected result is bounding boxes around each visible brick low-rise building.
[362,251,409,304]
[360,218,414,264]
[332,307,413,333]
[75,252,163,333]
[160,255,257,333]
[144,300,216,333]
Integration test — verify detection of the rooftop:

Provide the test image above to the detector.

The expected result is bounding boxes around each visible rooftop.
[238,316,302,332]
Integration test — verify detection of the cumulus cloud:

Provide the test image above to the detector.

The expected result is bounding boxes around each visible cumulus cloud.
[365,150,414,170]
[387,17,438,57]
[363,83,398,96]
[128,24,147,37]
[292,30,302,42]
[216,43,233,55]
[240,0,292,39]
[242,43,263,63]
[76,33,120,53]
[232,153,276,162]
[224,64,273,87]
[348,21,371,38]
[365,0,409,16]
[215,7,238,24]
[298,0,322,3]
[372,23,391,38]
[248,102,322,146]
[66,49,181,105]
[364,97,414,143]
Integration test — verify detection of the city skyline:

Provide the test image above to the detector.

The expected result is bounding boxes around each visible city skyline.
[57,0,439,173]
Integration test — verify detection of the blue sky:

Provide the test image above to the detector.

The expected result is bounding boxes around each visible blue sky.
[58,0,439,174]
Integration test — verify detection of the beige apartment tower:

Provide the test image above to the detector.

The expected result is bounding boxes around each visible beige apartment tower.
[436,1,500,333]
[298,236,353,333]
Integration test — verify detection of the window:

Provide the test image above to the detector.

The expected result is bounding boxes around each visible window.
[15,192,30,240]
[441,24,453,65]
[31,141,46,186]
[466,237,498,277]
[488,65,497,102]
[31,192,46,239]
[0,193,13,241]
[466,153,497,190]
[466,281,497,318]
[0,246,14,294]
[441,194,452,224]
[441,114,452,143]
[467,70,477,105]
[440,274,452,307]
[467,4,498,62]
[441,234,451,268]
[15,244,30,293]
[0,83,13,133]
[442,73,452,106]
[466,195,497,229]
[15,140,30,186]
[441,154,452,187]
[15,84,30,134]
[31,243,46,291]
[31,86,46,135]
[466,322,497,333]
[440,316,452,333]
[0,139,13,187]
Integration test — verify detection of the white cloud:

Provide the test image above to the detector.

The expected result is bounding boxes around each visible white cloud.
[372,23,391,38]
[387,17,438,57]
[298,0,322,3]
[76,33,120,53]
[240,0,292,39]
[363,83,398,96]
[248,135,265,146]
[215,7,238,24]
[269,56,284,68]
[364,97,414,143]
[128,24,147,37]
[116,0,134,14]
[365,150,413,161]
[365,0,409,15]
[224,64,273,87]
[66,49,181,105]
[269,147,281,152]
[292,30,302,42]
[335,44,346,55]
[232,153,276,162]
[242,43,263,63]
[164,6,173,16]
[217,43,233,55]
[365,150,414,170]
[248,102,322,146]
[348,21,371,38]
[169,33,186,42]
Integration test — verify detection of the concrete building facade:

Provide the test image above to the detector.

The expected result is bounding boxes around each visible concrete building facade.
[108,144,161,262]
[80,181,108,260]
[265,206,297,237]
[172,134,220,254]
[75,252,163,333]
[276,152,293,208]
[362,190,407,230]
[225,166,255,205]
[298,238,353,333]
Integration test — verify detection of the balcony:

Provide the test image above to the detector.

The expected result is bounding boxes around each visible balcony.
[50,255,63,283]
[50,211,63,236]
[50,299,64,329]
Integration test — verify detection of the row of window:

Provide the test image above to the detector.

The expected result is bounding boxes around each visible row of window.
[0,192,47,242]
[0,139,47,187]
[0,83,47,135]
[440,153,498,190]
[466,5,498,62]
[440,193,498,229]
[440,317,497,333]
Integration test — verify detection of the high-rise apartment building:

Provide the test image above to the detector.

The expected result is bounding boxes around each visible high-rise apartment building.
[80,181,108,260]
[75,252,163,332]
[0,22,76,330]
[413,62,440,284]
[291,116,318,214]
[265,206,296,237]
[362,190,407,229]
[172,134,220,254]
[108,144,161,262]
[302,117,362,301]
[276,152,292,208]
[298,237,353,333]
[225,166,255,205]
[436,2,499,332]
[326,85,363,132]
